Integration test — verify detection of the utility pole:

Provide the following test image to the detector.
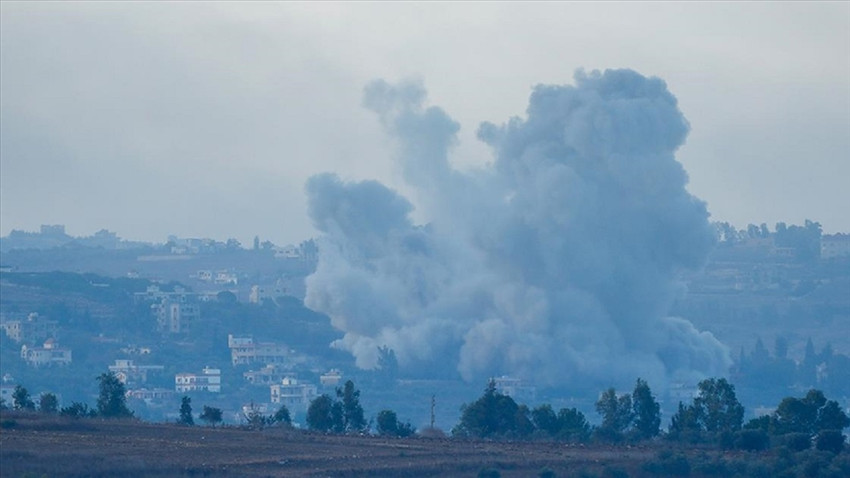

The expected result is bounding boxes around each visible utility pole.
[430,394,435,429]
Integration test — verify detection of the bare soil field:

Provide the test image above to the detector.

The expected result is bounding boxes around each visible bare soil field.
[0,412,703,477]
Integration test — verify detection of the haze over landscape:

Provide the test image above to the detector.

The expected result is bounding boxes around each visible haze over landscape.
[1,3,849,477]
[1,2,848,245]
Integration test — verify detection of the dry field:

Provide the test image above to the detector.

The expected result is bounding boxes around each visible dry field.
[0,412,665,477]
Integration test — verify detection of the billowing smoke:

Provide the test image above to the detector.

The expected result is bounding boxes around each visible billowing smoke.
[304,69,730,389]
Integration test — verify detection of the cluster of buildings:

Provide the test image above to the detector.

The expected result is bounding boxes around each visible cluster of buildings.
[1,313,73,367]
[194,270,238,285]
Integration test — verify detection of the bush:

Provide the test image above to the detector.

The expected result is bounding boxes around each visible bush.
[780,432,812,452]
[60,402,96,418]
[643,450,691,476]
[793,449,835,478]
[735,429,770,451]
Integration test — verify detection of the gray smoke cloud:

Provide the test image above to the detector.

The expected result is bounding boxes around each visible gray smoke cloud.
[304,69,731,389]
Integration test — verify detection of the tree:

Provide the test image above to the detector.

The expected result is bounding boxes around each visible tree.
[668,401,702,442]
[273,405,292,426]
[692,378,743,434]
[595,388,633,441]
[816,399,849,432]
[773,389,849,435]
[307,394,339,432]
[773,389,825,435]
[337,380,367,433]
[556,407,591,442]
[632,378,661,440]
[96,372,133,418]
[531,404,559,436]
[39,392,59,414]
[244,402,270,429]
[12,385,35,410]
[816,430,845,454]
[376,409,416,437]
[216,290,238,304]
[199,406,223,427]
[60,401,96,418]
[178,396,194,426]
[376,346,398,384]
[453,380,529,438]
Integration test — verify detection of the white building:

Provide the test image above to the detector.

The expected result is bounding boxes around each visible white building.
[175,367,221,393]
[154,294,199,334]
[20,339,72,367]
[126,388,176,405]
[228,334,290,366]
[108,359,164,386]
[270,376,317,410]
[492,375,536,403]
[1,312,58,343]
[248,284,288,304]
[320,369,343,388]
[0,384,15,407]
[243,364,292,386]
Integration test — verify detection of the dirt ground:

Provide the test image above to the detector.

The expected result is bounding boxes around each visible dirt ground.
[0,412,656,477]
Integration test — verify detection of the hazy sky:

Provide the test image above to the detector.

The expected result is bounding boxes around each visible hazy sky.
[2,2,848,245]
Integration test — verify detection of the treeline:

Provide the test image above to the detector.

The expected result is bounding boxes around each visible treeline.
[4,374,849,477]
[445,377,847,451]
[713,219,824,261]
[735,337,850,398]
[3,372,132,419]
[4,373,848,451]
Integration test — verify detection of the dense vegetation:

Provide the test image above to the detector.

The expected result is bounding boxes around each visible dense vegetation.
[3,374,848,477]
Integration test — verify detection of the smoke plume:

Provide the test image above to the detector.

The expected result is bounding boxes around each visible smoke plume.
[304,69,730,389]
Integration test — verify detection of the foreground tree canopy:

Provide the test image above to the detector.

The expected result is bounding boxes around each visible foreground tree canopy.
[96,372,133,419]
[307,380,367,433]
[4,372,847,460]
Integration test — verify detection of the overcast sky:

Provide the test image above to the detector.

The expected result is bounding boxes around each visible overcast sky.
[2,2,848,245]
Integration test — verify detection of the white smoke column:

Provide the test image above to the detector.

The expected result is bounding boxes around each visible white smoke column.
[304,69,730,389]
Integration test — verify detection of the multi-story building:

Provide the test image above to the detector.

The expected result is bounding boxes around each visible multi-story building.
[125,388,176,404]
[20,339,72,367]
[175,367,221,393]
[320,369,343,388]
[134,286,200,334]
[243,364,292,386]
[248,284,288,304]
[1,312,58,343]
[108,359,164,386]
[822,233,850,259]
[492,375,536,403]
[270,376,317,411]
[228,334,290,366]
[154,293,199,334]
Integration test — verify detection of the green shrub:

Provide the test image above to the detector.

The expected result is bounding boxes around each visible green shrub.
[735,429,770,451]
[642,450,691,476]
[780,432,812,452]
